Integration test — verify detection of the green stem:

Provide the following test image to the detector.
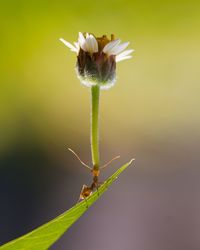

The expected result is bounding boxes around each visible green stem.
[91,85,100,170]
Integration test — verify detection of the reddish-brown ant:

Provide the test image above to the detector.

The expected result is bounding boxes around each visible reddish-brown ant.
[68,148,120,205]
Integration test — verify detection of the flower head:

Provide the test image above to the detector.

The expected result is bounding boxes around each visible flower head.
[60,32,134,89]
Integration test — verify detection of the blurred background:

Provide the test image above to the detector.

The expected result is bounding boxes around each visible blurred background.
[1,0,200,249]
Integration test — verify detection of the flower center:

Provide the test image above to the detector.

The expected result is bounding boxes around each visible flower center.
[96,34,115,52]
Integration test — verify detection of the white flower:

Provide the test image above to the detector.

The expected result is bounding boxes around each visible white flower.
[59,32,134,89]
[60,32,134,62]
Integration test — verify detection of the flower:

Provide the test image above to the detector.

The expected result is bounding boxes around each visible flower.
[60,32,134,89]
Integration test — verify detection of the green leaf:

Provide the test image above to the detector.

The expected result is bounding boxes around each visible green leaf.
[0,159,133,250]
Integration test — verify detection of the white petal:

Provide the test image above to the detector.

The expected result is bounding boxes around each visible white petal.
[90,35,98,52]
[116,48,134,62]
[103,39,121,55]
[110,42,129,55]
[74,42,80,50]
[84,34,98,53]
[116,49,134,58]
[78,32,87,51]
[59,38,78,53]
[89,34,98,53]
[74,42,80,53]
[85,36,93,53]
[116,55,132,63]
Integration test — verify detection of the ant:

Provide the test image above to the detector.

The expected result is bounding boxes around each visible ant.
[68,148,120,206]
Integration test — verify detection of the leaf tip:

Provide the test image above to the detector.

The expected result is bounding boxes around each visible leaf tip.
[128,158,135,165]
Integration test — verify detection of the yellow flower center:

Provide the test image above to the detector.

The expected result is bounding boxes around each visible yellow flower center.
[96,34,115,52]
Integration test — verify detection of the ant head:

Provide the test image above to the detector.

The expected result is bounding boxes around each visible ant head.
[91,168,100,177]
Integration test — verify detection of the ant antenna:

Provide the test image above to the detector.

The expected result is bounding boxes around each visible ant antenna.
[100,155,120,169]
[68,148,92,170]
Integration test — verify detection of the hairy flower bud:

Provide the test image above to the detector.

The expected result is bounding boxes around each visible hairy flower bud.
[60,32,134,89]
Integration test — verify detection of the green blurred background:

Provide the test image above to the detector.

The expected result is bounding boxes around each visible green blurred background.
[0,0,200,249]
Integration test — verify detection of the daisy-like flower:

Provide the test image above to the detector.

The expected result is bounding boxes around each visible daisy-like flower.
[60,32,134,89]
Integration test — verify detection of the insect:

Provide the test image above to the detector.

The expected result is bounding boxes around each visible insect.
[68,148,120,207]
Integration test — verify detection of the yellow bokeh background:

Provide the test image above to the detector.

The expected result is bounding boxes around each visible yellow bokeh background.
[1,0,200,155]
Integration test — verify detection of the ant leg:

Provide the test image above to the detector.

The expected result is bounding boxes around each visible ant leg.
[83,197,89,209]
[95,182,102,196]
[76,196,89,209]
[77,185,86,204]
[96,185,100,196]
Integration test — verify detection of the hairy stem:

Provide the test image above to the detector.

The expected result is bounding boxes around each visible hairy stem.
[91,85,100,170]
